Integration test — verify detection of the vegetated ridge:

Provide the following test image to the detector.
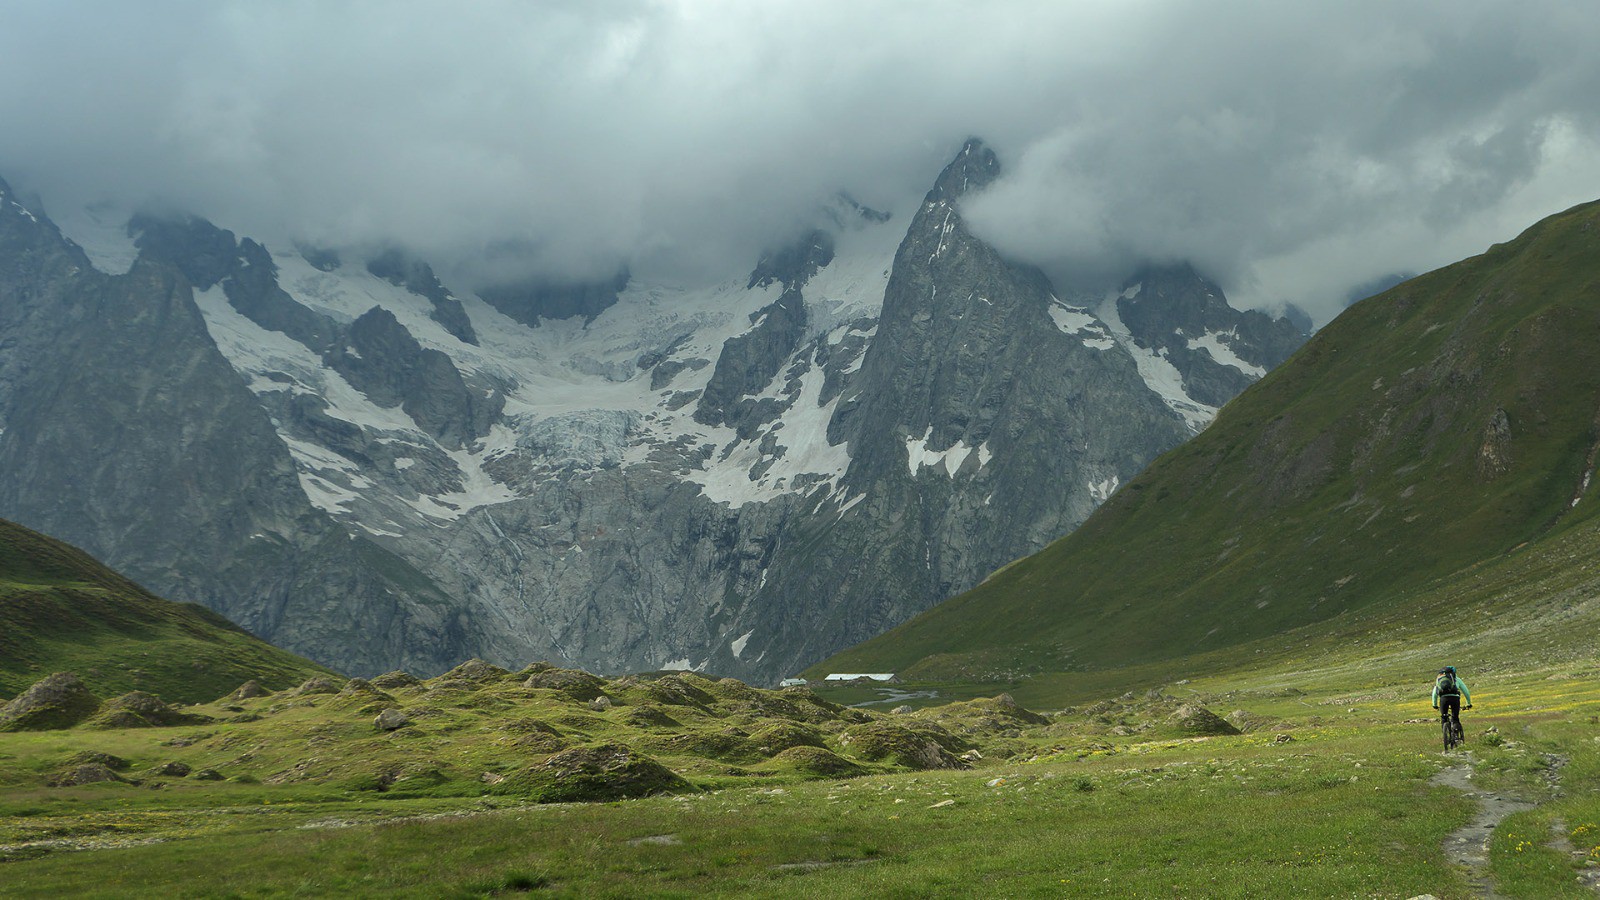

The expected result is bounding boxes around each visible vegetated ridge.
[0,517,332,704]
[817,198,1600,681]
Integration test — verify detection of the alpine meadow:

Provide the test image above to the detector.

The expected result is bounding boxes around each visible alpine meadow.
[5,3,1600,898]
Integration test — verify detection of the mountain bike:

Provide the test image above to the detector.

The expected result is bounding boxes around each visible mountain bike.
[1442,716,1464,750]
[1440,703,1470,750]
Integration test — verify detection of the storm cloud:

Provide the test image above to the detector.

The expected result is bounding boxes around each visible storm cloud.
[3,1,1598,320]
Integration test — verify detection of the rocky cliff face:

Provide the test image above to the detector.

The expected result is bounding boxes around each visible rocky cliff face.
[0,145,1305,682]
[0,178,480,676]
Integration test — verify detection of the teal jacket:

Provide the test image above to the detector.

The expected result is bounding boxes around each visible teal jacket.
[1432,675,1471,707]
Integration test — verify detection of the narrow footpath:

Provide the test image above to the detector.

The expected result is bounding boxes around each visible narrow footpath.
[1431,761,1536,899]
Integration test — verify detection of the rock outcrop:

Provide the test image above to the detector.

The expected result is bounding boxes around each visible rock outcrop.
[0,673,101,731]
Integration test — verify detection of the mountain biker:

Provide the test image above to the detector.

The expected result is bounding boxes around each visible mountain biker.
[1432,666,1472,735]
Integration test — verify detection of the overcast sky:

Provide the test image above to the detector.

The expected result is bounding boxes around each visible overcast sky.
[3,1,1598,322]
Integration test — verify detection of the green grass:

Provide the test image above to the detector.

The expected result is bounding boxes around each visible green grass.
[0,518,332,703]
[0,721,1478,898]
[5,643,1600,897]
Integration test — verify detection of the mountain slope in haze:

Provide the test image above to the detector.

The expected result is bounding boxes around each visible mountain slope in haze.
[817,198,1600,680]
[0,517,332,704]
[0,145,1303,683]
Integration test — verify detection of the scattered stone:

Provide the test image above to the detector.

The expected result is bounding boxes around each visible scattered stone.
[88,692,213,729]
[0,672,102,732]
[1273,733,1296,744]
[891,705,914,715]
[480,772,506,785]
[960,750,984,762]
[374,708,411,731]
[193,769,225,781]
[986,777,1006,787]
[929,799,956,808]
[589,696,613,711]
[627,834,682,846]
[150,761,191,778]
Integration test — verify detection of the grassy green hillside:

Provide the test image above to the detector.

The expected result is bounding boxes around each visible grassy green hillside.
[815,198,1600,681]
[0,518,332,703]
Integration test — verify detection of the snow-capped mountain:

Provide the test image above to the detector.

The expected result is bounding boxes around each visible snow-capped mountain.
[0,141,1304,681]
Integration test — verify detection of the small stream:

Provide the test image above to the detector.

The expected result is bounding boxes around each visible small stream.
[847,688,940,708]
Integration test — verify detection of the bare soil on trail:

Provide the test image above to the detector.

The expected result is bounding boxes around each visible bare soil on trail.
[1432,762,1536,899]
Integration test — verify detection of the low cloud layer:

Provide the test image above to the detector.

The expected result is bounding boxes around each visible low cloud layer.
[3,1,1597,320]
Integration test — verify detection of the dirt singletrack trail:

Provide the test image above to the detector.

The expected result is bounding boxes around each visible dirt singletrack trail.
[1432,762,1537,898]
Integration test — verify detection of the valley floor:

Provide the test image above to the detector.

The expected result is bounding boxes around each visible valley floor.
[3,662,1599,899]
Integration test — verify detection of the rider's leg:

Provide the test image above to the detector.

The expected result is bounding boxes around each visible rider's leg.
[1443,696,1461,729]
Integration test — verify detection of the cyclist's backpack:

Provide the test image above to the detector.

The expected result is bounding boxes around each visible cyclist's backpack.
[1439,672,1459,696]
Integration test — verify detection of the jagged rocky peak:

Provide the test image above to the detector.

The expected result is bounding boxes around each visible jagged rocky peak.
[365,247,478,345]
[325,306,502,450]
[928,137,1001,203]
[131,212,341,352]
[296,243,341,272]
[477,266,631,328]
[128,213,240,290]
[1114,263,1306,407]
[830,192,892,226]
[748,229,835,290]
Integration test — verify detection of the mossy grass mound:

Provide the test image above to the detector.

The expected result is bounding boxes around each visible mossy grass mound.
[223,680,270,702]
[493,742,689,802]
[0,672,101,732]
[369,671,420,690]
[65,750,129,770]
[645,729,761,763]
[760,745,865,778]
[839,721,969,770]
[911,693,1050,740]
[329,679,396,714]
[435,658,512,684]
[619,704,681,729]
[1167,703,1241,736]
[86,692,213,729]
[629,674,716,710]
[46,762,132,787]
[522,668,608,702]
[291,677,343,697]
[748,721,827,754]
